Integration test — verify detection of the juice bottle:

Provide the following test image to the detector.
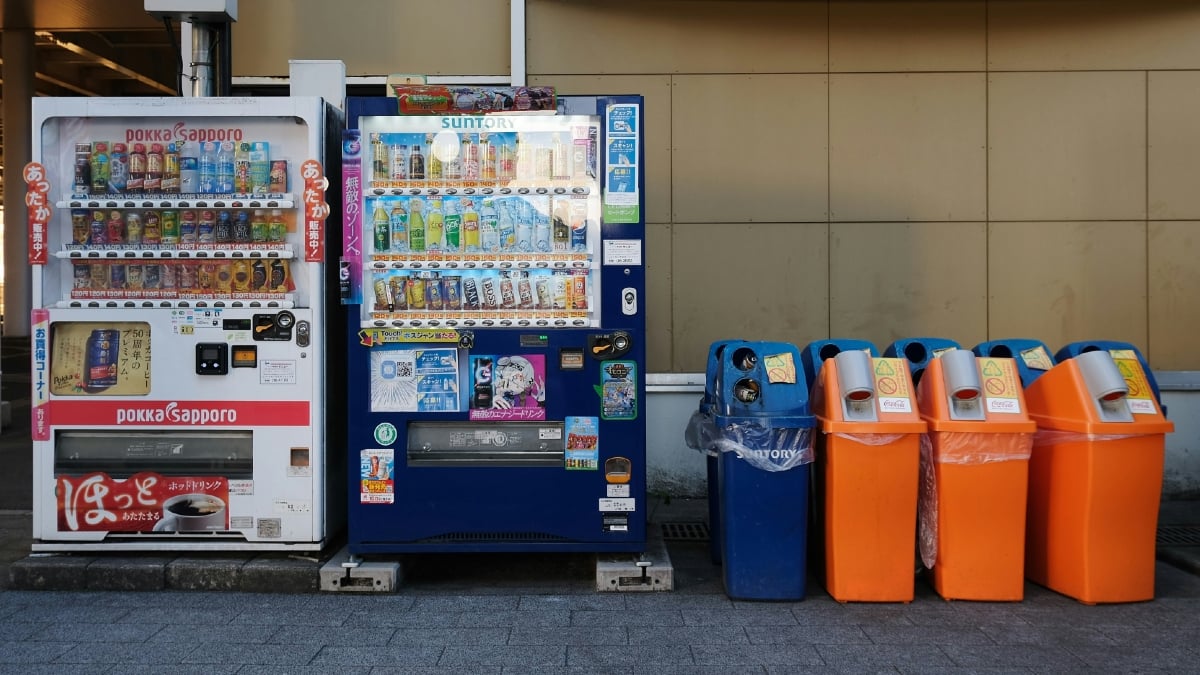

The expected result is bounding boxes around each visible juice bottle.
[408,144,425,180]
[249,141,270,194]
[128,143,147,193]
[443,198,461,252]
[408,198,426,253]
[425,198,445,251]
[90,142,110,194]
[479,133,497,184]
[461,198,480,252]
[370,134,388,182]
[162,142,180,193]
[480,198,499,253]
[389,142,407,181]
[372,204,390,252]
[497,201,516,252]
[108,143,129,193]
[461,134,479,184]
[145,143,163,192]
[427,133,443,184]
[389,202,408,252]
[216,141,235,193]
[268,209,286,243]
[250,209,269,242]
[233,142,252,193]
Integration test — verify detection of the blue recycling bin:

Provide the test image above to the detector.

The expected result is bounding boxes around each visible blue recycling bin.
[700,339,749,565]
[972,339,1056,388]
[884,337,962,386]
[711,341,815,601]
[801,338,878,391]
[1055,340,1164,415]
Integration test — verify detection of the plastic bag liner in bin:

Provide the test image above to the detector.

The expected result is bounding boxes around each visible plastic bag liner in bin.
[686,411,815,472]
[918,431,1034,569]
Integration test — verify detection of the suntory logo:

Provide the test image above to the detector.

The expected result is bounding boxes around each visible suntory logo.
[440,117,515,130]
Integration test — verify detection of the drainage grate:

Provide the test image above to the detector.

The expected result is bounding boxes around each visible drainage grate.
[661,522,710,541]
[1157,525,1200,546]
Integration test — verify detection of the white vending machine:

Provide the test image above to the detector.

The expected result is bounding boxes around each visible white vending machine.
[27,97,343,551]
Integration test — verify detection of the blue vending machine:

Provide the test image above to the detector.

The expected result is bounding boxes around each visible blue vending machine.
[341,93,647,554]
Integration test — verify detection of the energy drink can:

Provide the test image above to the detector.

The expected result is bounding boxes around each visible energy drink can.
[89,263,109,290]
[535,276,552,309]
[198,210,216,243]
[389,275,408,311]
[251,260,267,291]
[84,329,120,391]
[73,264,91,290]
[269,260,287,291]
[89,211,107,245]
[443,275,463,310]
[126,264,144,290]
[71,210,90,245]
[372,275,391,309]
[407,275,427,310]
[109,263,127,290]
[480,274,499,310]
[517,274,535,310]
[143,264,161,289]
[462,276,481,311]
[178,263,198,289]
[160,263,178,289]
[231,260,251,292]
[106,211,125,244]
[161,210,180,245]
[197,263,214,291]
[499,275,516,309]
[141,211,161,245]
[426,273,444,311]
[179,210,198,244]
[571,272,588,310]
[124,212,143,246]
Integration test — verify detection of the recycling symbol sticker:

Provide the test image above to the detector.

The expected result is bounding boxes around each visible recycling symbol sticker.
[374,422,398,446]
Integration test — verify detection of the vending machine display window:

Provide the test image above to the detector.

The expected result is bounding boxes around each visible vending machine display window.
[50,321,151,396]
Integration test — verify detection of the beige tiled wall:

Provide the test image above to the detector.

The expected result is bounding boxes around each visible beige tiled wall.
[235,1,1200,369]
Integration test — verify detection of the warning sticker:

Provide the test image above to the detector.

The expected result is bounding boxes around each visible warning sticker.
[1111,354,1157,415]
[980,358,1022,414]
[764,352,797,384]
[1020,346,1054,371]
[872,358,913,414]
[872,358,911,399]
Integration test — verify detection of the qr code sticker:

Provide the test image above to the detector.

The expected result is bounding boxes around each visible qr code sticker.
[395,360,415,378]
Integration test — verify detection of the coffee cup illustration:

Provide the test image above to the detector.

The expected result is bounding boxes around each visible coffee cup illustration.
[153,493,227,532]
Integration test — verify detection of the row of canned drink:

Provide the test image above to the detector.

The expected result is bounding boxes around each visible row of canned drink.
[71,259,293,296]
[70,208,289,247]
[369,194,588,255]
[371,269,589,314]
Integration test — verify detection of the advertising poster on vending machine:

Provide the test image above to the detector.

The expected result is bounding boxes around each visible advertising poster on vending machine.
[468,354,546,421]
[369,347,459,412]
[565,416,599,470]
[50,322,151,396]
[360,449,395,504]
[57,472,230,533]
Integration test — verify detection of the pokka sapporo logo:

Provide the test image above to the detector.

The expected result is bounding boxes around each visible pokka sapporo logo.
[125,122,244,145]
[605,363,630,380]
[115,401,239,425]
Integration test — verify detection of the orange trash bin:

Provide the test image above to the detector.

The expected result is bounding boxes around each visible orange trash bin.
[1022,349,1174,604]
[917,349,1037,601]
[814,351,926,602]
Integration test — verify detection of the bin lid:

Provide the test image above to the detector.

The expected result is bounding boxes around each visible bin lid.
[916,354,1038,434]
[1024,352,1174,435]
[813,355,926,434]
